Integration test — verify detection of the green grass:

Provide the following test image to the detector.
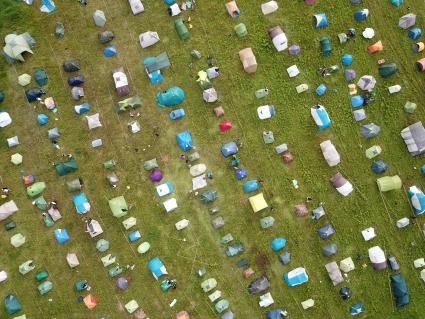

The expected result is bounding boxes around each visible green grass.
[1,0,425,318]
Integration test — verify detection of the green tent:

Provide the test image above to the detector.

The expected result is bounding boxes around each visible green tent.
[4,294,22,315]
[116,95,141,113]
[37,281,53,295]
[66,178,83,192]
[379,63,397,77]
[377,175,402,192]
[35,270,49,281]
[108,196,128,218]
[34,196,48,210]
[260,216,275,229]
[234,23,248,37]
[96,239,109,252]
[55,158,78,176]
[27,182,46,197]
[404,101,417,114]
[175,18,189,40]
[145,52,170,73]
[144,158,158,171]
[320,36,332,56]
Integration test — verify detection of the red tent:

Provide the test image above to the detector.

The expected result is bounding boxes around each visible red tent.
[219,121,232,132]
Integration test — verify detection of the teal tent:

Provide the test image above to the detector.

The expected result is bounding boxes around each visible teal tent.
[156,87,185,107]
[38,281,53,295]
[200,190,218,204]
[320,37,332,56]
[34,69,48,86]
[391,274,409,307]
[4,294,22,315]
[379,63,397,77]
[175,18,189,40]
[145,52,170,73]
[55,158,78,176]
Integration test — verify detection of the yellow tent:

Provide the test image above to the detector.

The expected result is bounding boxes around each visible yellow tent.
[249,193,268,212]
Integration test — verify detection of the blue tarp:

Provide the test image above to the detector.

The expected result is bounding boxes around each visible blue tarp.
[235,168,247,180]
[156,86,185,107]
[243,180,259,193]
[318,224,335,239]
[354,9,369,21]
[271,237,286,252]
[73,192,90,214]
[176,131,193,151]
[37,113,48,125]
[371,160,388,174]
[103,46,117,57]
[221,141,238,157]
[147,257,167,280]
[351,95,364,108]
[407,186,425,215]
[144,57,163,85]
[54,228,70,244]
[283,268,309,287]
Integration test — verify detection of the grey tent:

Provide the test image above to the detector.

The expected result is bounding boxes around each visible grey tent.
[48,128,60,140]
[279,252,291,265]
[99,31,115,44]
[391,273,409,307]
[260,216,275,229]
[371,160,388,174]
[353,109,366,122]
[143,158,158,171]
[71,87,84,100]
[55,21,64,38]
[312,206,325,220]
[318,224,335,239]
[7,136,19,148]
[93,10,106,27]
[322,243,337,256]
[200,190,218,204]
[212,216,224,229]
[400,121,425,156]
[325,261,344,286]
[357,75,376,91]
[399,13,416,29]
[66,178,83,192]
[107,173,119,186]
[221,311,234,319]
[248,276,270,294]
[361,123,380,139]
[145,52,170,73]
[96,239,109,252]
[63,60,80,72]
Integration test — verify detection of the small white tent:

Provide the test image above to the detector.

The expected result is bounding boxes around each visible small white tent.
[261,1,278,15]
[128,0,144,15]
[93,10,106,27]
[86,113,102,130]
[139,31,160,48]
[368,246,386,270]
[0,200,18,221]
[66,253,80,268]
[320,140,340,167]
[339,257,355,273]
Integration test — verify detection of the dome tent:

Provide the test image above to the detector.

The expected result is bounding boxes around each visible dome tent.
[18,73,31,86]
[412,42,424,53]
[176,131,193,151]
[408,28,421,40]
[34,69,48,86]
[288,44,300,56]
[156,86,185,107]
[376,175,402,192]
[322,243,337,256]
[239,47,257,73]
[139,31,160,48]
[93,10,106,27]
[344,69,356,81]
[357,75,376,91]
[103,46,116,57]
[37,113,48,125]
[4,294,22,315]
[379,63,397,77]
[368,40,383,53]
[368,246,386,270]
[318,224,335,239]
[371,160,387,174]
[221,141,238,157]
[243,180,259,193]
[311,104,331,129]
[407,185,425,215]
[340,287,352,300]
[390,0,404,6]
[234,23,247,37]
[63,60,80,72]
[350,303,365,316]
[416,58,425,71]
[361,123,380,139]
[271,237,286,251]
[313,13,328,28]
[354,9,369,21]
[399,13,416,29]
[341,54,353,66]
[283,267,309,287]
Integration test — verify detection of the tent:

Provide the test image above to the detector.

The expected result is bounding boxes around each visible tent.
[379,63,397,77]
[340,257,355,273]
[34,69,48,86]
[325,262,343,286]
[376,175,402,192]
[367,40,383,54]
[391,274,409,307]
[341,54,353,66]
[234,23,247,37]
[147,257,168,280]
[351,96,363,108]
[54,228,70,244]
[221,141,238,157]
[318,224,335,239]
[262,1,278,15]
[249,193,268,212]
[4,294,22,315]
[66,178,83,192]
[399,13,416,29]
[108,196,128,218]
[129,0,144,14]
[40,0,55,13]
[361,123,380,139]
[68,75,85,86]
[225,1,240,18]
[268,26,287,52]
[320,140,340,167]
[271,237,286,251]
[18,73,31,86]
[366,145,382,159]
[357,75,376,91]
[168,3,181,16]
[112,67,129,96]
[145,52,170,74]
[86,113,102,130]
[87,219,103,237]
[219,120,232,132]
[390,0,404,6]
[66,253,80,268]
[55,21,64,38]
[345,69,356,81]
[71,87,84,100]
[156,181,174,197]
[96,239,109,252]
[83,294,97,310]
[294,204,308,217]
[25,87,46,102]
[3,32,35,63]
[248,276,270,294]
[37,114,48,125]
[322,244,337,256]
[288,44,301,56]
[137,242,150,254]
[354,9,369,21]
[311,105,331,129]
[7,136,19,148]
[279,252,291,265]
[215,300,229,313]
[320,37,331,56]
[116,96,141,113]
[93,10,106,27]
[330,172,353,196]
[10,233,26,248]
[123,217,137,230]
[239,48,257,73]
[189,164,206,177]
[407,186,425,215]
[103,46,116,57]
[350,303,364,316]
[176,131,193,151]
[99,31,114,43]
[200,190,218,204]
[11,153,23,165]
[150,168,163,182]
[257,105,275,120]
[175,19,189,40]
[0,111,12,128]
[401,121,425,156]
[260,216,275,229]
[368,246,386,270]
[203,88,218,103]
[157,87,185,107]
[283,268,308,287]
[339,287,352,300]
[74,102,90,114]
[371,160,387,174]
[63,60,80,72]
[412,42,424,53]
[139,31,160,48]
[176,311,190,319]
[27,182,46,197]
[312,206,325,220]
[314,13,328,28]
[243,180,260,193]
[0,200,18,221]
[55,158,78,176]
[235,168,247,180]
[73,192,91,214]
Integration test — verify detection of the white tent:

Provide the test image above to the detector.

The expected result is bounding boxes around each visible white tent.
[139,31,160,48]
[101,254,116,267]
[257,105,275,120]
[86,113,102,130]
[192,174,208,190]
[320,140,340,167]
[169,3,181,16]
[287,65,300,78]
[203,88,218,103]
[362,27,375,39]
[0,200,18,221]
[361,227,376,241]
[368,246,386,270]
[325,261,344,286]
[66,253,80,268]
[261,1,278,15]
[122,217,137,230]
[47,207,62,222]
[0,112,12,128]
[18,73,31,86]
[414,258,425,268]
[301,299,314,310]
[0,271,7,283]
[156,183,173,197]
[339,257,355,273]
[163,198,177,213]
[190,163,207,177]
[259,292,274,308]
[87,219,103,238]
[175,219,189,230]
[7,136,19,148]
[128,0,144,15]
[10,233,26,248]
[128,120,141,133]
[357,75,376,91]
[93,10,106,27]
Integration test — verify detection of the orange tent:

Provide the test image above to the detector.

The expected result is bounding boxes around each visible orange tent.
[83,294,97,310]
[176,311,190,319]
[367,40,383,53]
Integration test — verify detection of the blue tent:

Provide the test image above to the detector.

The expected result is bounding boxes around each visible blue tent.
[4,294,22,315]
[164,0,175,4]
[176,131,193,151]
[74,102,90,114]
[40,0,56,13]
[68,75,85,86]
[361,123,380,139]
[354,9,369,21]
[221,141,238,157]
[267,309,286,319]
[147,257,167,280]
[271,237,286,252]
[34,69,48,86]
[314,13,328,28]
[408,28,421,40]
[128,230,142,242]
[351,95,364,108]
[25,87,46,102]
[371,160,388,174]
[283,267,309,287]
[310,105,331,129]
[169,108,185,120]
[407,186,425,215]
[316,83,327,96]
[103,46,117,57]
[235,168,247,180]
[350,303,365,316]
[345,69,356,81]
[156,86,185,107]
[73,192,90,214]
[243,180,259,193]
[421,164,425,175]
[54,228,70,244]
[391,273,410,307]
[318,224,335,239]
[341,54,353,66]
[390,0,403,6]
[37,113,48,125]
[144,57,164,85]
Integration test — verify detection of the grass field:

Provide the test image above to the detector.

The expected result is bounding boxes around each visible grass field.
[1,0,425,318]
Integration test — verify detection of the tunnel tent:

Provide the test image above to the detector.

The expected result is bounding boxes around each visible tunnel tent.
[377,175,402,192]
[175,19,189,40]
[320,37,331,56]
[391,274,409,307]
[68,75,85,86]
[311,104,331,129]
[330,172,353,196]
[116,96,141,113]
[283,267,309,287]
[262,1,278,15]
[27,182,46,197]
[156,86,185,107]
[412,42,424,53]
[239,47,257,73]
[325,261,343,286]
[314,13,328,28]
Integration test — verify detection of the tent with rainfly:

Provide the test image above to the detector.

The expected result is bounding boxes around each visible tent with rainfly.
[73,192,91,214]
[3,32,35,64]
[4,294,22,315]
[34,69,48,86]
[310,105,331,129]
[354,9,369,21]
[361,123,380,139]
[399,13,416,29]
[156,86,185,107]
[407,186,425,215]
[377,175,402,192]
[314,13,328,28]
[145,52,170,74]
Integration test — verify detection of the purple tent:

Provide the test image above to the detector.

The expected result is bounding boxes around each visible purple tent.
[150,169,163,182]
[288,44,301,56]
[116,277,129,290]
[344,69,356,81]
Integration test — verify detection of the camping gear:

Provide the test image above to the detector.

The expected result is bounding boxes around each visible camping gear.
[19,260,35,275]
[176,131,193,151]
[129,0,144,14]
[325,261,343,286]
[112,67,129,96]
[283,267,309,287]
[175,19,189,40]
[225,1,240,18]
[399,13,416,29]
[314,13,328,28]
[407,186,425,215]
[330,172,353,196]
[320,37,331,56]
[377,175,402,192]
[391,274,409,307]
[239,48,257,73]
[99,31,114,43]
[371,160,387,174]
[262,1,278,15]
[0,201,18,221]
[234,23,247,37]
[54,228,70,244]
[361,123,380,139]
[3,32,35,64]
[268,26,287,51]
[10,233,26,248]
[38,281,53,295]
[401,121,425,156]
[157,87,185,107]
[93,10,106,27]
[4,294,22,315]
[320,140,340,166]
[379,63,397,77]
[311,105,331,129]
[368,246,386,270]
[55,21,64,38]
